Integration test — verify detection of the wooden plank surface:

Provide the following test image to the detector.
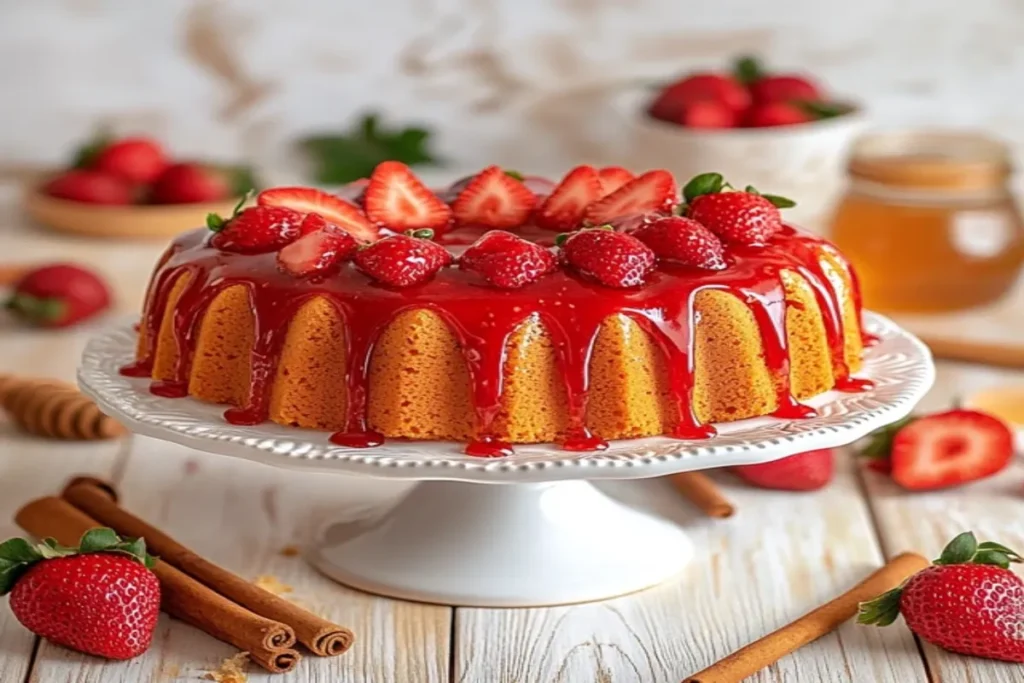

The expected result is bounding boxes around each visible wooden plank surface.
[454,466,929,683]
[862,361,1024,683]
[24,435,452,683]
[0,325,127,683]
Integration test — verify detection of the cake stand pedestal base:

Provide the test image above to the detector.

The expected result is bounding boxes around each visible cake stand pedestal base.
[309,480,693,607]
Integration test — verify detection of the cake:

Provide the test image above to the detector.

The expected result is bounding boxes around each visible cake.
[124,162,868,456]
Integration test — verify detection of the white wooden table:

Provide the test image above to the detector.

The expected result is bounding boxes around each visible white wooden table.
[1,185,1023,682]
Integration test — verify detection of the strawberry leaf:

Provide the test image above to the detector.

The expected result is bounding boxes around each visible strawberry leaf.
[300,113,441,185]
[682,173,725,202]
[797,100,853,120]
[72,128,113,169]
[859,415,915,460]
[857,587,903,627]
[935,531,978,565]
[977,541,1024,563]
[79,528,122,554]
[0,538,41,564]
[762,194,797,209]
[733,55,765,86]
[504,170,525,181]
[974,549,1011,569]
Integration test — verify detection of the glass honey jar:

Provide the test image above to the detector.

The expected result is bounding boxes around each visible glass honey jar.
[829,130,1024,313]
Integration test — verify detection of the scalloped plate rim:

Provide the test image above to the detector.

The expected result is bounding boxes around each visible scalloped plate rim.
[78,312,935,483]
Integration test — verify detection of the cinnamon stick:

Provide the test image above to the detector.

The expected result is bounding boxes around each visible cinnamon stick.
[667,472,735,518]
[0,264,32,287]
[15,496,301,673]
[683,552,930,683]
[61,477,353,657]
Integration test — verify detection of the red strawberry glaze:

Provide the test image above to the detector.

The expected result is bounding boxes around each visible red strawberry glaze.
[123,224,867,455]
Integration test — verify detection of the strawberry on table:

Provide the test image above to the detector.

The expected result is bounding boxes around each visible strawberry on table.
[43,170,133,205]
[583,170,677,224]
[6,263,111,328]
[859,531,1024,663]
[207,197,305,254]
[364,161,452,232]
[682,172,794,246]
[355,230,452,287]
[92,137,168,185]
[459,230,556,289]
[633,216,727,270]
[0,528,160,660]
[559,227,655,288]
[731,448,834,491]
[889,410,1013,491]
[596,167,635,197]
[534,165,603,232]
[277,216,359,278]
[258,186,379,242]
[451,166,537,229]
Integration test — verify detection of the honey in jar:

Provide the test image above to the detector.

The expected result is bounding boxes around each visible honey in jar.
[829,131,1024,313]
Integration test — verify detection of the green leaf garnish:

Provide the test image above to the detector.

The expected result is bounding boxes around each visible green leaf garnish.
[936,531,978,565]
[299,113,440,185]
[762,194,797,209]
[857,587,903,627]
[682,173,725,202]
[733,55,765,86]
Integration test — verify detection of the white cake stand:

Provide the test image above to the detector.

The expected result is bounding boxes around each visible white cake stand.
[79,312,934,607]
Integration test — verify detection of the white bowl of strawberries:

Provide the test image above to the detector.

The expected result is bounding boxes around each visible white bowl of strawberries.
[624,56,865,226]
[25,134,254,240]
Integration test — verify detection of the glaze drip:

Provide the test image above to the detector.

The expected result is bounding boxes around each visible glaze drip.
[124,224,865,453]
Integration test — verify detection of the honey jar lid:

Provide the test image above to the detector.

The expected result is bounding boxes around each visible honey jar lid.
[848,129,1012,190]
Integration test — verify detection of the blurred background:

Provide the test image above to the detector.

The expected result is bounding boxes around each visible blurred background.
[3,0,1023,179]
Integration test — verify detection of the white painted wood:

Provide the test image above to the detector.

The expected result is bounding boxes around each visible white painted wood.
[454,462,929,683]
[862,360,1024,683]
[24,435,452,683]
[0,323,126,683]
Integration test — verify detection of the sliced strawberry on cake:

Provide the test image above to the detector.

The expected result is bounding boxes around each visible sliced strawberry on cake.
[257,186,379,242]
[597,167,635,197]
[364,161,452,233]
[535,166,603,232]
[451,166,537,229]
[277,216,359,278]
[583,170,677,224]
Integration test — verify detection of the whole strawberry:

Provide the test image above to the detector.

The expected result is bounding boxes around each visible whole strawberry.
[732,448,834,491]
[355,230,452,287]
[859,532,1024,663]
[7,263,111,328]
[682,173,795,246]
[559,227,655,288]
[0,528,160,660]
[207,196,305,254]
[633,216,726,270]
[460,230,557,289]
[92,137,169,185]
[43,170,133,205]
[150,162,250,204]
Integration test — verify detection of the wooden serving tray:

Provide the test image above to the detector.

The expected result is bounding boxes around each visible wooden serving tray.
[24,187,241,240]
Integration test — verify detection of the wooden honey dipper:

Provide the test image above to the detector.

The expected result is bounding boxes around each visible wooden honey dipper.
[0,374,125,440]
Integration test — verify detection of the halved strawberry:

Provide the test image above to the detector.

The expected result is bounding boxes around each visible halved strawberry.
[257,187,379,242]
[451,166,537,229]
[364,161,452,233]
[583,170,677,224]
[534,166,602,232]
[277,226,358,278]
[891,410,1013,491]
[597,167,634,196]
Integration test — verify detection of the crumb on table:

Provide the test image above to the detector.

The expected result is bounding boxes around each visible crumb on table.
[253,574,294,595]
[203,652,250,682]
[279,544,301,557]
